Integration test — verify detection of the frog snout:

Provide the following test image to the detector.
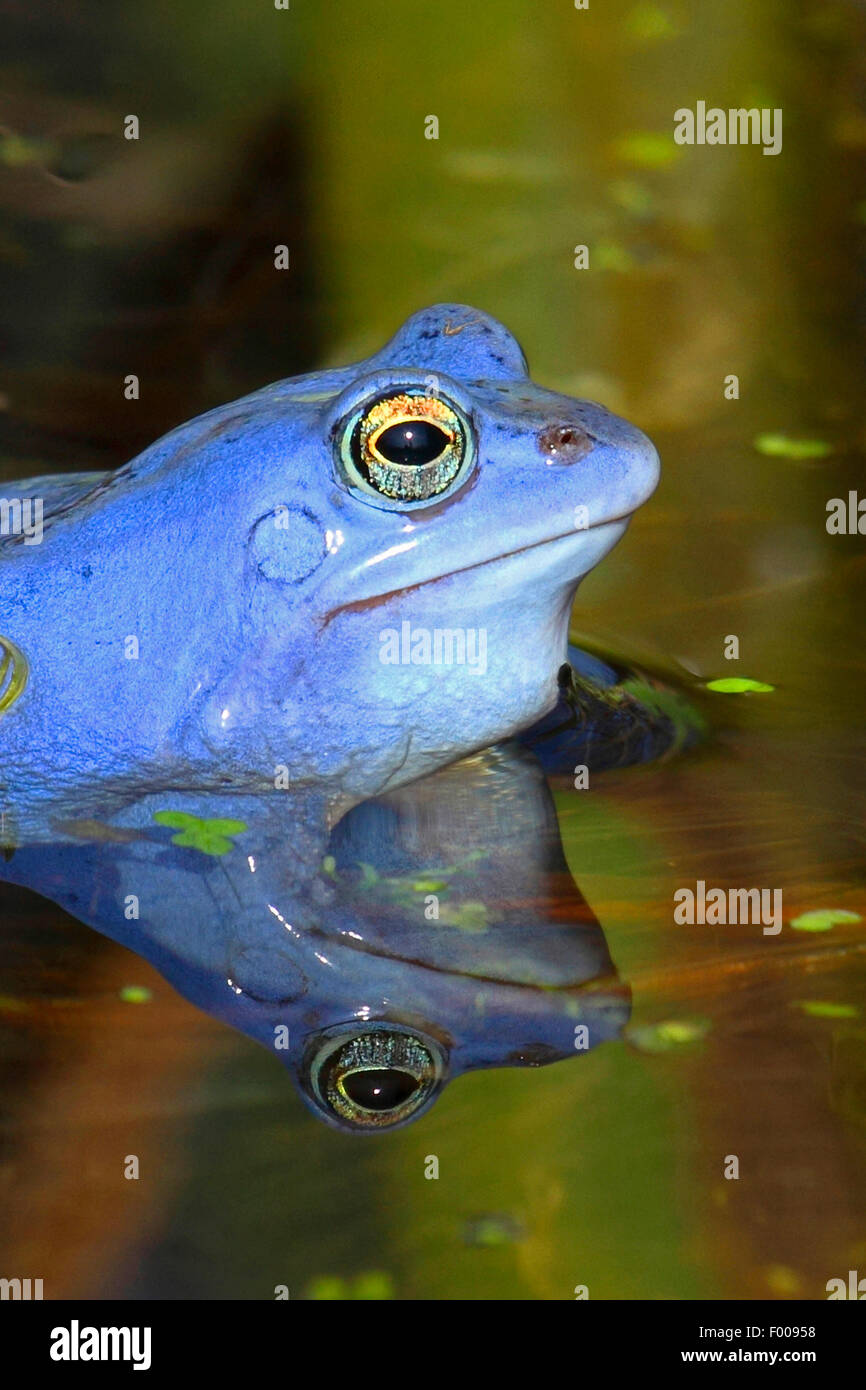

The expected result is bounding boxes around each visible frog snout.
[534,401,660,513]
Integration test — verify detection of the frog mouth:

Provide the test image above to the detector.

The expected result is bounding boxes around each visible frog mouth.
[321,515,629,629]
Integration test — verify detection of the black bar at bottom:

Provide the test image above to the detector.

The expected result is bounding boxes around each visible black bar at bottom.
[0,1298,860,1373]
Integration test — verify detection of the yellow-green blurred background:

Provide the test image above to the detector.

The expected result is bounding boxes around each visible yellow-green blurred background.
[1,0,865,1300]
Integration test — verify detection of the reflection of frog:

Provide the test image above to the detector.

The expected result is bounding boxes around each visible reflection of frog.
[0,304,661,1130]
[0,303,658,841]
[2,742,631,1131]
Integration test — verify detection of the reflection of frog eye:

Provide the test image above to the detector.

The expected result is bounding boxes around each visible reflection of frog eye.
[339,391,472,505]
[306,1026,445,1131]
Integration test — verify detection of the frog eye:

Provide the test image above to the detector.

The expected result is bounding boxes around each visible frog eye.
[306,1026,444,1131]
[337,390,473,506]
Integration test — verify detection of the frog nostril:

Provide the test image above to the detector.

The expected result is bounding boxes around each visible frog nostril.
[538,423,593,464]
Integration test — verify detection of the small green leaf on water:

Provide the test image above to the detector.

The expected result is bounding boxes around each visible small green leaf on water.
[152,811,247,856]
[463,1213,525,1248]
[306,1271,394,1300]
[351,1271,394,1300]
[611,131,682,168]
[706,677,775,694]
[320,855,337,878]
[0,131,54,168]
[753,432,833,460]
[624,2,679,42]
[439,900,490,932]
[654,1019,708,1045]
[790,908,861,933]
[794,1000,860,1019]
[627,1017,711,1054]
[306,1276,344,1300]
[595,240,637,272]
[119,986,152,1004]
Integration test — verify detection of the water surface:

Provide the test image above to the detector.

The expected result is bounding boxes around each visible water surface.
[1,0,864,1299]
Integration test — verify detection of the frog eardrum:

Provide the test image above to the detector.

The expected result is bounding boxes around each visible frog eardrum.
[337,388,473,504]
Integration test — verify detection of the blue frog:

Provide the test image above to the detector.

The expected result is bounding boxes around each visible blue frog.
[3,740,632,1130]
[0,303,660,1129]
[0,303,658,840]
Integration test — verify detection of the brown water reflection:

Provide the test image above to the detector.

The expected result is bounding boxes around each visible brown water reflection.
[1,0,865,1299]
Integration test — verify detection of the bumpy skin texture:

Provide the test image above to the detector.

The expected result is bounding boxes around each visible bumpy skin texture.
[0,304,658,1129]
[0,303,658,841]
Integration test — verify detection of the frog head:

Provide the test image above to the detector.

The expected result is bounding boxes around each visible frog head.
[194,303,659,801]
[1,303,658,830]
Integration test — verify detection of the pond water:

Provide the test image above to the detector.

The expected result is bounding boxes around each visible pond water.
[1,0,864,1299]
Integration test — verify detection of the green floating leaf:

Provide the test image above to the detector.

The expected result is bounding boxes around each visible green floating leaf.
[627,1017,711,1054]
[152,810,247,856]
[595,239,637,272]
[624,2,679,42]
[794,1000,860,1019]
[351,1271,395,1300]
[706,677,774,694]
[305,1276,344,1301]
[790,908,861,933]
[306,1271,394,1301]
[358,861,380,888]
[463,1213,525,1248]
[119,985,152,1004]
[612,130,683,168]
[753,432,833,460]
[0,131,55,168]
[438,900,490,933]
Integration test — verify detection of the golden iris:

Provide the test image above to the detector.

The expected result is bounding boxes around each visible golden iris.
[0,634,28,715]
[350,392,466,502]
[309,1029,441,1130]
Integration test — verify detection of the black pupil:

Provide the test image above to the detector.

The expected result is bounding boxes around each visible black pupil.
[342,1068,419,1111]
[375,420,449,466]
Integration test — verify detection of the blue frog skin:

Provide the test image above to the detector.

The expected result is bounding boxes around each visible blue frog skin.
[0,303,658,843]
[0,303,658,1129]
[1,742,630,1131]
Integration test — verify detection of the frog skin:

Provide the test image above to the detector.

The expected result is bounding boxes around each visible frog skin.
[0,741,631,1132]
[0,303,659,1129]
[0,302,659,848]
